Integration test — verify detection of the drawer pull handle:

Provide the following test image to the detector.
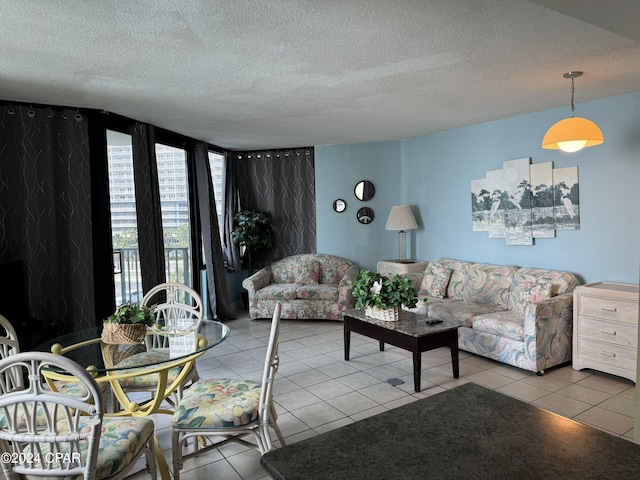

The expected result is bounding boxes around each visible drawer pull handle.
[600,306,618,312]
[601,351,617,357]
[600,329,617,335]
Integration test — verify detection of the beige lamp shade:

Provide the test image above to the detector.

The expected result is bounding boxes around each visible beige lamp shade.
[541,116,604,153]
[385,205,418,231]
[385,205,417,263]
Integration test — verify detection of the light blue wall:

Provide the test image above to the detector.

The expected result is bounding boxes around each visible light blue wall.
[316,91,640,284]
[315,142,402,271]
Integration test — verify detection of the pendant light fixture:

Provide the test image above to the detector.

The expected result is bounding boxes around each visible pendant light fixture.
[542,71,603,153]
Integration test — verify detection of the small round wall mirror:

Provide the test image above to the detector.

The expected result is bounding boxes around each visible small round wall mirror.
[357,207,374,224]
[333,199,347,213]
[354,180,375,201]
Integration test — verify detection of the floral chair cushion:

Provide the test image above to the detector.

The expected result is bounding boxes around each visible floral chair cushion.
[115,350,183,387]
[51,380,90,397]
[0,383,93,428]
[23,416,154,480]
[0,403,62,429]
[172,378,261,429]
[419,264,453,298]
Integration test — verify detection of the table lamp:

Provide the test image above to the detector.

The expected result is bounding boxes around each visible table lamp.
[385,205,418,263]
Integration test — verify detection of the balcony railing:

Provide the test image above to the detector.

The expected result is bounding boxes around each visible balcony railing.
[113,247,190,305]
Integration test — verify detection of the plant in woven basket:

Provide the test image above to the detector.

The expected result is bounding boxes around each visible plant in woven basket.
[352,270,418,310]
[105,303,156,326]
[102,303,156,345]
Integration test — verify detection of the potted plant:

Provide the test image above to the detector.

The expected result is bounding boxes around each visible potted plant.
[101,303,156,344]
[352,270,418,321]
[231,210,274,276]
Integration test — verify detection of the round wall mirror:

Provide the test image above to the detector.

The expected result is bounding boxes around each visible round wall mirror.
[357,207,374,224]
[333,199,347,213]
[354,180,375,201]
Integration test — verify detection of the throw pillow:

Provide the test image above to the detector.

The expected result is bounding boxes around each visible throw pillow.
[296,261,321,285]
[419,263,453,298]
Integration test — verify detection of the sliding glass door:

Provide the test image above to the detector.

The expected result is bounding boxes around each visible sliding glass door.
[106,130,193,306]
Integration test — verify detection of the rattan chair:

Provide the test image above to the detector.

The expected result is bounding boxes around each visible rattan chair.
[0,313,91,398]
[114,282,204,408]
[171,303,285,480]
[0,314,23,391]
[0,351,156,480]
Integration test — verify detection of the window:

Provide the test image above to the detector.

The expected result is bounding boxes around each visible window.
[156,143,192,288]
[106,131,141,305]
[106,131,194,306]
[208,151,225,239]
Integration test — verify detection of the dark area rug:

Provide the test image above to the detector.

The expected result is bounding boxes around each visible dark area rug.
[262,382,640,480]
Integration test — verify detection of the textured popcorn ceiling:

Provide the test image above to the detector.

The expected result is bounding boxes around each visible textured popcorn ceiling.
[1,0,639,150]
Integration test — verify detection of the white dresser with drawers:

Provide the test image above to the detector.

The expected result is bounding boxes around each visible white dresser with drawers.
[572,282,639,382]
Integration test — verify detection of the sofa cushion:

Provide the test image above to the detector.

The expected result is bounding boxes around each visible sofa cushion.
[512,267,579,296]
[419,263,453,298]
[472,311,525,341]
[271,258,320,284]
[428,301,505,327]
[256,283,300,301]
[318,254,356,285]
[508,279,553,315]
[430,258,472,300]
[296,284,339,301]
[461,264,516,309]
[299,261,321,284]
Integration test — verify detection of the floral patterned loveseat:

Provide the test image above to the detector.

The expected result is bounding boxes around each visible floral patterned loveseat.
[403,258,580,374]
[242,254,359,320]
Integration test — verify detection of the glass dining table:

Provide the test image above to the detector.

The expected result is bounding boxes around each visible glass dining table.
[36,319,229,480]
[37,319,230,417]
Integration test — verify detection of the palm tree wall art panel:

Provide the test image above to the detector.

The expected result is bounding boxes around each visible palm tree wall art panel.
[553,166,580,230]
[530,162,556,238]
[471,178,489,232]
[486,169,507,239]
[471,160,579,245]
[502,157,533,246]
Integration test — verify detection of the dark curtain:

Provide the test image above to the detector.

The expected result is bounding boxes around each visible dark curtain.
[232,147,316,268]
[0,105,95,333]
[224,158,242,272]
[193,143,236,319]
[129,124,166,294]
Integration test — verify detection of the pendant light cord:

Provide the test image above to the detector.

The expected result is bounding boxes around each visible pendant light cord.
[569,76,575,117]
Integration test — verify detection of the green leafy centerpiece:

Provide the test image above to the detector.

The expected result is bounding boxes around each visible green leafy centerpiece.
[352,270,418,321]
[102,303,156,344]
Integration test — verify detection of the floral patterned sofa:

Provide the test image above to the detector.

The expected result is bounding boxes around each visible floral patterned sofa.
[242,254,359,320]
[403,258,580,374]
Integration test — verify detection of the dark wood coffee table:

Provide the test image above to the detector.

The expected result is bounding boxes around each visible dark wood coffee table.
[343,308,462,392]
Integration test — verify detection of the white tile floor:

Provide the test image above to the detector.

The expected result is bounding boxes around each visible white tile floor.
[131,310,637,480]
[6,310,635,480]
